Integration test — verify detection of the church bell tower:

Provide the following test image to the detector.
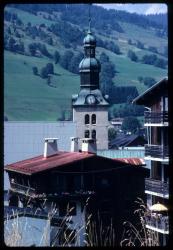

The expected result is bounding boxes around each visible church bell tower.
[72,9,109,150]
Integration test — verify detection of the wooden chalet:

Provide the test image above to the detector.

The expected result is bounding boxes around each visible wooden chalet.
[5,138,149,246]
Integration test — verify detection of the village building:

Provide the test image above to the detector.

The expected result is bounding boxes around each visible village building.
[5,138,149,246]
[132,77,169,246]
[109,133,147,149]
[110,117,124,132]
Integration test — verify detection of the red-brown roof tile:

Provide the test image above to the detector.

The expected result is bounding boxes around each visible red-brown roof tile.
[4,151,95,175]
[113,158,145,166]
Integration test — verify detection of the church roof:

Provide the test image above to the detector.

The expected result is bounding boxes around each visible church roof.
[79,58,100,72]
[72,89,109,106]
[83,31,96,47]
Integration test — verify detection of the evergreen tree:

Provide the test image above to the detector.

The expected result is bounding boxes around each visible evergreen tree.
[108,127,117,141]
[32,66,38,75]
[28,43,37,56]
[40,67,48,78]
[143,77,156,87]
[46,63,54,74]
[60,50,74,70]
[138,76,143,83]
[148,46,158,53]
[136,40,144,49]
[68,52,83,74]
[100,52,109,63]
[8,37,16,52]
[154,58,167,69]
[122,116,141,134]
[54,51,60,64]
[128,50,138,62]
[142,54,157,65]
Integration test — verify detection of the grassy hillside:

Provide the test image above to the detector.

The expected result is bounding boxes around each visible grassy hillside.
[4,5,167,121]
[4,51,80,120]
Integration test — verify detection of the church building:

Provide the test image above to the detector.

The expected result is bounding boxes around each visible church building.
[72,24,109,150]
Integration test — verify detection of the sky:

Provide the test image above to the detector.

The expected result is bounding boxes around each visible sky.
[95,3,167,15]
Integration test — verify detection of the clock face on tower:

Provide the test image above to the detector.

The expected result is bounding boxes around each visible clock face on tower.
[86,94,96,105]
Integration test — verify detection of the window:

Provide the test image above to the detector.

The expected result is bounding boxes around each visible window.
[91,114,96,124]
[85,114,90,124]
[85,130,90,138]
[92,130,96,139]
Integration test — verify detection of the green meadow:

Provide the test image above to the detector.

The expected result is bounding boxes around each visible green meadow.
[4,51,80,121]
[4,6,167,121]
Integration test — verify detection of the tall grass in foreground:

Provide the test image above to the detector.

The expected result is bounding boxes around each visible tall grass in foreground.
[4,198,116,247]
[5,198,158,246]
[120,198,159,246]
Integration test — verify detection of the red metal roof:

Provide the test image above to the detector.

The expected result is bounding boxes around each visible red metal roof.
[4,151,94,175]
[113,158,145,166]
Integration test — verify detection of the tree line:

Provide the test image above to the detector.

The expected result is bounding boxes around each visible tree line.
[127,49,167,69]
[11,4,166,31]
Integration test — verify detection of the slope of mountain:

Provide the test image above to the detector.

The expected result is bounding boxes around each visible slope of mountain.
[4,4,167,121]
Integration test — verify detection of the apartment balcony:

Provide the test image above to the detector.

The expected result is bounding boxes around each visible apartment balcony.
[145,145,169,162]
[145,214,169,234]
[145,178,169,198]
[144,111,168,126]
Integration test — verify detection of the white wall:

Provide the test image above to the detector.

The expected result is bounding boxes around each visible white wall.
[73,106,109,150]
[4,121,77,190]
[4,216,50,246]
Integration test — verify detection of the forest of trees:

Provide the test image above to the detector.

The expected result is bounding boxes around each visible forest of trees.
[10,4,167,31]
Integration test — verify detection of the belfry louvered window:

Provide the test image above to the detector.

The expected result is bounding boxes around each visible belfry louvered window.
[92,114,96,124]
[92,130,96,139]
[85,114,90,124]
[85,130,90,138]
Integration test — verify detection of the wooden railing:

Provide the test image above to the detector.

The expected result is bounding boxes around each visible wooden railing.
[10,182,95,198]
[145,178,169,197]
[10,182,36,195]
[145,214,169,233]
[145,145,169,159]
[144,111,168,124]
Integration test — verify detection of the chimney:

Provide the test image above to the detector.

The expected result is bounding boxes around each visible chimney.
[81,138,97,154]
[70,137,79,152]
[44,138,59,158]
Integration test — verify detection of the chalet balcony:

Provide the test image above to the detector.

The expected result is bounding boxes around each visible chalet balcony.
[145,178,169,198]
[145,145,169,161]
[144,111,168,126]
[10,182,36,196]
[145,214,169,234]
[40,190,96,200]
[10,182,95,199]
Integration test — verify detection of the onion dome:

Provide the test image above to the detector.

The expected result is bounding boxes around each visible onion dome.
[79,25,100,90]
[83,31,96,47]
[79,58,100,72]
